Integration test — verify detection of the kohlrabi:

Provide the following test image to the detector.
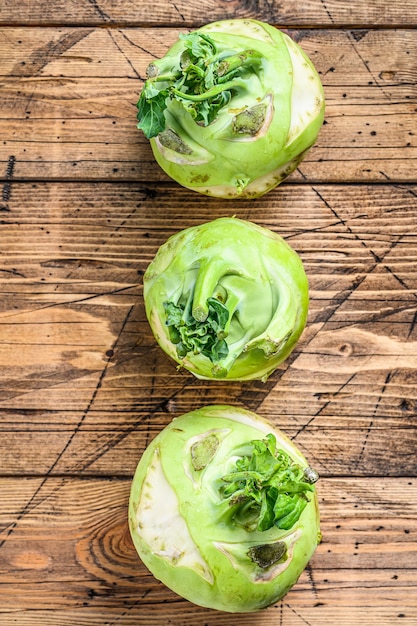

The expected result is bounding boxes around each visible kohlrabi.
[143,217,308,381]
[129,405,320,613]
[137,19,325,199]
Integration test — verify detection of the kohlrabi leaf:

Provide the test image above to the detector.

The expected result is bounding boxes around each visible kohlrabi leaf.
[137,87,169,139]
[164,296,229,365]
[220,433,318,532]
[179,31,216,61]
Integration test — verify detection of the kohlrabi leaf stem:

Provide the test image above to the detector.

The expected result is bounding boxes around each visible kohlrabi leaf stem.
[216,49,262,76]
[192,259,236,322]
[210,329,252,378]
[171,78,245,103]
[222,291,240,337]
[150,73,180,83]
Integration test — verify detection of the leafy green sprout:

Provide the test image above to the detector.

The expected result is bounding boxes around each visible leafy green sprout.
[192,431,319,537]
[164,296,230,366]
[189,430,319,572]
[137,32,263,138]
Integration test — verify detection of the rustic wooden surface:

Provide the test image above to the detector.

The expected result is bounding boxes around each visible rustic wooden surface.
[0,0,416,624]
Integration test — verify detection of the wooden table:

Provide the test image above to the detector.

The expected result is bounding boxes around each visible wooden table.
[1,1,416,624]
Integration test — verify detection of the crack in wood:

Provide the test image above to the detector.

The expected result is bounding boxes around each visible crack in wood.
[306,563,320,601]
[10,29,95,77]
[0,284,136,321]
[284,217,346,241]
[67,375,196,475]
[293,373,357,441]
[347,30,392,101]
[407,308,417,340]
[115,30,160,64]
[311,185,384,265]
[239,186,406,423]
[357,370,395,465]
[169,0,186,22]
[319,0,335,24]
[107,29,142,80]
[0,155,16,211]
[0,304,135,549]
[284,602,313,626]
[383,258,416,295]
[86,0,113,23]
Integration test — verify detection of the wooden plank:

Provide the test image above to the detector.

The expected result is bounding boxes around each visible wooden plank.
[2,27,415,86]
[0,182,415,476]
[0,417,416,477]
[0,29,415,183]
[0,477,416,624]
[0,607,415,626]
[0,0,416,27]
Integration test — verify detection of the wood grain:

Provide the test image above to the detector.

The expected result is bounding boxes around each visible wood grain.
[0,28,415,182]
[0,182,416,479]
[0,477,416,625]
[1,2,417,624]
[1,0,417,27]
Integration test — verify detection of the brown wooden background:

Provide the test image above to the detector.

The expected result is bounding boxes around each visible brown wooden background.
[0,1,416,624]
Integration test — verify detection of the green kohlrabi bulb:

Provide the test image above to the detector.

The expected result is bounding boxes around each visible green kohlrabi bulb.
[137,19,325,199]
[143,217,309,381]
[129,405,321,613]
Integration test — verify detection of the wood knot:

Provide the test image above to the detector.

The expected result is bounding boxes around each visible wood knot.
[338,343,353,356]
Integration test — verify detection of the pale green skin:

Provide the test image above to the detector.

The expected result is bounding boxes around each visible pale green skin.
[129,405,321,613]
[144,217,309,381]
[146,19,325,199]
